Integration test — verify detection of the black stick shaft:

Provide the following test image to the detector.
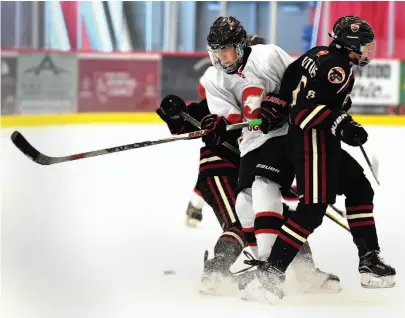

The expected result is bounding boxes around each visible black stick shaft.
[359,144,380,185]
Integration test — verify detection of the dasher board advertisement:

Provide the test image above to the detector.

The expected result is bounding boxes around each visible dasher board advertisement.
[351,59,400,106]
[78,53,160,112]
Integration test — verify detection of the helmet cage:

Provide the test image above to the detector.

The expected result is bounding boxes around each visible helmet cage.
[208,41,245,73]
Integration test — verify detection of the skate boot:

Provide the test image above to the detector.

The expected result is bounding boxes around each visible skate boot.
[359,250,396,288]
[200,251,238,296]
[254,261,286,303]
[233,251,263,291]
[304,268,342,293]
[291,244,342,293]
[185,201,203,227]
[233,252,266,302]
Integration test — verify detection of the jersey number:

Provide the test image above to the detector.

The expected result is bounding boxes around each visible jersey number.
[291,75,308,108]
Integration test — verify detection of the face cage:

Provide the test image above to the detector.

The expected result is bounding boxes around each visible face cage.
[358,40,376,66]
[208,43,244,74]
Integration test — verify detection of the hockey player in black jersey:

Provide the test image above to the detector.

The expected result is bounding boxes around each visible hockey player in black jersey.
[156,94,341,295]
[155,17,344,295]
[255,16,395,301]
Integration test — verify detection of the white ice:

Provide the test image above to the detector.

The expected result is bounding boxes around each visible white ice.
[1,124,404,318]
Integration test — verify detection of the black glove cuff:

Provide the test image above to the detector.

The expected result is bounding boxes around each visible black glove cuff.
[331,113,351,137]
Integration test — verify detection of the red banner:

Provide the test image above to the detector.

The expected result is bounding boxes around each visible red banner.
[77,53,160,112]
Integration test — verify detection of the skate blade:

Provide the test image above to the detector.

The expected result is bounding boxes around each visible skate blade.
[240,278,283,305]
[199,284,239,297]
[360,273,396,288]
[185,217,200,228]
[200,289,221,296]
[304,279,343,294]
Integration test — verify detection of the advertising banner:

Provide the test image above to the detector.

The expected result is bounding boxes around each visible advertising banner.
[16,53,78,114]
[77,53,160,112]
[351,59,400,106]
[161,54,211,102]
[1,53,18,115]
[400,60,405,105]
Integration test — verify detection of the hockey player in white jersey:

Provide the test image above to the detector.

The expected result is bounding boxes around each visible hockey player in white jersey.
[201,16,341,294]
[185,33,268,228]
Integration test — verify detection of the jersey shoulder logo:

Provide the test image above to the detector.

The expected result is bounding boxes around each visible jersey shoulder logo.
[316,50,329,57]
[328,67,346,84]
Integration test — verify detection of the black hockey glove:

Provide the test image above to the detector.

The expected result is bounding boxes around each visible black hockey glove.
[331,113,368,146]
[259,94,288,134]
[200,114,228,146]
[156,95,187,134]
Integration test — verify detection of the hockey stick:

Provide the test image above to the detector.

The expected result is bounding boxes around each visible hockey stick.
[10,119,262,166]
[179,114,349,227]
[179,111,240,154]
[358,143,380,186]
[182,113,349,231]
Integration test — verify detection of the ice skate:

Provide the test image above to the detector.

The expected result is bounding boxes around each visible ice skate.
[234,252,270,303]
[200,251,238,296]
[359,250,396,288]
[290,244,342,293]
[248,261,286,304]
[185,202,203,228]
[294,266,342,294]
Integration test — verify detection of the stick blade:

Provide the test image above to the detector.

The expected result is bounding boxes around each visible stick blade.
[10,131,50,165]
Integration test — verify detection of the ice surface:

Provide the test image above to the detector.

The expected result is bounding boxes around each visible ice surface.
[1,124,404,318]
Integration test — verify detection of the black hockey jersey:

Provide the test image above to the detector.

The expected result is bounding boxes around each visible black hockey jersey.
[279,46,355,131]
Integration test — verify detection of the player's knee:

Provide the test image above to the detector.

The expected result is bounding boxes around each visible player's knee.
[290,203,327,233]
[357,174,374,200]
[236,188,255,226]
[346,173,374,202]
[252,176,283,213]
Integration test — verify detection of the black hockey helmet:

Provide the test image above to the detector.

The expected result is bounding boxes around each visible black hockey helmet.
[329,15,375,66]
[247,34,267,46]
[207,16,247,73]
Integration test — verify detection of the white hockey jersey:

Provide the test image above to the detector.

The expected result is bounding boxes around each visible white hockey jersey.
[201,44,294,156]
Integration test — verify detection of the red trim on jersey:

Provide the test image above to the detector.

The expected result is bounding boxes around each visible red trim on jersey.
[222,176,236,205]
[193,188,202,197]
[241,86,263,120]
[242,227,255,233]
[207,177,229,228]
[255,229,280,235]
[306,108,332,130]
[200,150,214,158]
[226,114,244,124]
[286,219,311,236]
[198,81,206,99]
[219,236,243,249]
[346,205,374,211]
[349,220,376,228]
[295,109,309,126]
[199,162,236,172]
[279,233,302,250]
[256,212,284,219]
